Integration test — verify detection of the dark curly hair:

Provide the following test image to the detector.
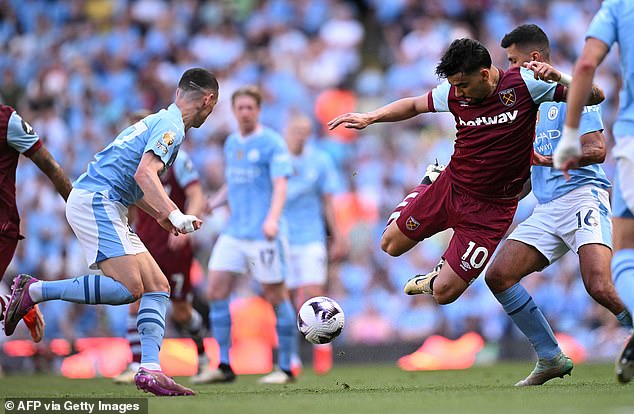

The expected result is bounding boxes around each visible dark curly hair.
[436,38,492,79]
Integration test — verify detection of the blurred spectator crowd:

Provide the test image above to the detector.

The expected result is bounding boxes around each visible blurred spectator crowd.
[0,0,627,362]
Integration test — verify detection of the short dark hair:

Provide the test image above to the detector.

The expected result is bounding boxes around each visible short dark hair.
[178,68,219,94]
[231,85,262,107]
[500,24,550,59]
[436,39,492,78]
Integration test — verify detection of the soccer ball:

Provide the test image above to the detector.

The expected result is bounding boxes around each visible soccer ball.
[297,296,345,344]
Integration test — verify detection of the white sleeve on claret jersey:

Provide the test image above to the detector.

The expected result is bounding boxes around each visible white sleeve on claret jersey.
[520,67,559,104]
[7,111,39,153]
[430,80,451,112]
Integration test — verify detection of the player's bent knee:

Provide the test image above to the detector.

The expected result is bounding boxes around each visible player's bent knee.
[432,281,462,305]
[123,280,144,301]
[484,268,512,293]
[433,289,460,305]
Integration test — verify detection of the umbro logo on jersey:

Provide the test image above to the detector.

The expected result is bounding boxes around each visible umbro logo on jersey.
[498,88,516,107]
[458,110,518,126]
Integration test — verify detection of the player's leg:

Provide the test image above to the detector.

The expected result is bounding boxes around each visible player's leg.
[485,237,571,386]
[4,189,145,335]
[3,256,140,336]
[579,244,632,326]
[383,161,446,256]
[253,238,296,384]
[611,157,634,382]
[192,235,242,384]
[113,300,141,384]
[614,217,634,383]
[259,282,296,384]
[163,259,209,380]
[566,185,632,326]
[383,179,453,295]
[171,300,209,380]
[0,237,45,343]
[289,242,332,374]
[130,251,194,396]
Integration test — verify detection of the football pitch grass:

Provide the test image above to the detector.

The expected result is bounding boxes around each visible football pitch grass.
[2,362,634,414]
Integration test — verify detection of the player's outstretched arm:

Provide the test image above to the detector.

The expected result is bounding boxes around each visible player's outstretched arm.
[327,94,431,130]
[29,145,72,201]
[522,61,605,105]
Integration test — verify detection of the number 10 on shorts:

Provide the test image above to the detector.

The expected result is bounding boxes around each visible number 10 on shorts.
[461,241,489,269]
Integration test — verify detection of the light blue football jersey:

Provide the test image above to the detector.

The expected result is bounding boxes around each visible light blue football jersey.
[586,0,634,142]
[73,104,185,206]
[284,146,341,245]
[532,102,610,203]
[223,126,292,240]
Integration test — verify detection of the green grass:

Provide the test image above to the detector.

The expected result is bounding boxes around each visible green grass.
[2,363,634,414]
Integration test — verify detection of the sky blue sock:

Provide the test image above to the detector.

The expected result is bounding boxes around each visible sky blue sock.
[494,283,561,360]
[274,300,296,374]
[137,292,169,367]
[613,249,634,317]
[42,275,135,304]
[210,299,232,366]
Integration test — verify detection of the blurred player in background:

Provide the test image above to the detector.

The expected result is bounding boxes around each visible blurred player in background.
[328,38,603,306]
[283,114,348,375]
[193,86,295,385]
[0,105,72,343]
[113,111,209,384]
[485,24,630,387]
[554,0,634,383]
[3,68,218,396]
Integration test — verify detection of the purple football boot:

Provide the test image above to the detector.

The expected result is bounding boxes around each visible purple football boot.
[4,274,37,336]
[134,368,195,396]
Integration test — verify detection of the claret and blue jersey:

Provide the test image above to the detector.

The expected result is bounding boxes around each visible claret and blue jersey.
[532,102,610,204]
[73,103,185,206]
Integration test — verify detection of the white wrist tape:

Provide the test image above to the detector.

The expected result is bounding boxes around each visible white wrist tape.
[558,72,572,87]
[168,209,198,233]
[553,126,581,169]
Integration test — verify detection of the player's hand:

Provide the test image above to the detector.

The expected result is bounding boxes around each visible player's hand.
[167,232,189,250]
[168,209,203,234]
[262,217,279,240]
[532,150,553,167]
[522,61,560,83]
[328,112,372,130]
[553,126,582,179]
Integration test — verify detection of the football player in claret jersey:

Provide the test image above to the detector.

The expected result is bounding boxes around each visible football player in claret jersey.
[555,0,634,383]
[0,106,72,344]
[328,38,603,306]
[3,68,218,396]
[283,114,348,375]
[485,24,630,387]
[195,86,296,385]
